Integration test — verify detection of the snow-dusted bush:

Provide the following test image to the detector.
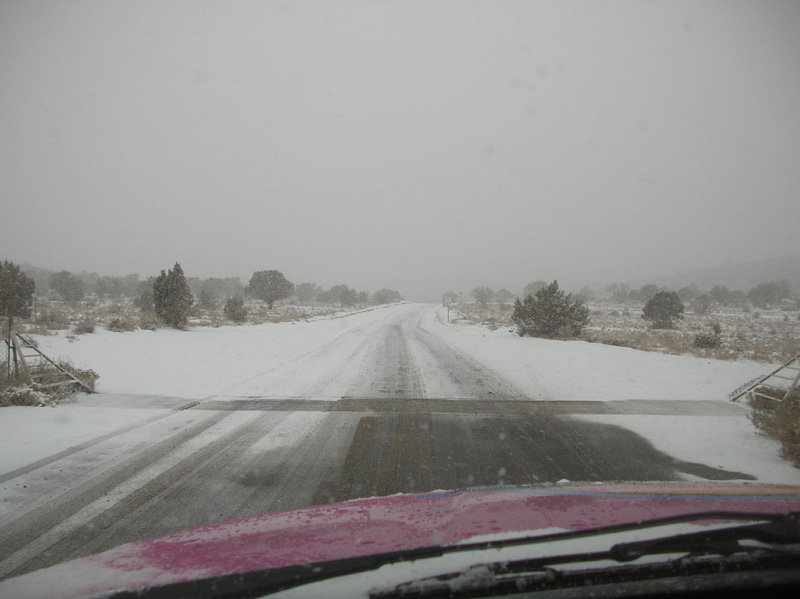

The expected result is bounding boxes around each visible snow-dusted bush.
[73,319,96,335]
[138,311,160,330]
[512,280,589,339]
[224,296,248,323]
[694,323,722,348]
[39,305,71,331]
[0,382,54,407]
[107,317,135,332]
[642,291,684,329]
[0,360,97,406]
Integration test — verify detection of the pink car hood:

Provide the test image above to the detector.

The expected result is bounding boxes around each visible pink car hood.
[3,483,800,598]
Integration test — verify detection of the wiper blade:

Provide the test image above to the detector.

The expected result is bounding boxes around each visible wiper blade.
[373,552,800,599]
[371,513,800,599]
[111,512,800,598]
[610,512,800,562]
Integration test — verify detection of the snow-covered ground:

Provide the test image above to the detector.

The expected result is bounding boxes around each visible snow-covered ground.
[2,302,798,483]
[27,303,770,401]
[422,306,769,401]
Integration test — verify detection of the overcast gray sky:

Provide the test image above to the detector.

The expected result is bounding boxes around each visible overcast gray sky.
[2,1,799,300]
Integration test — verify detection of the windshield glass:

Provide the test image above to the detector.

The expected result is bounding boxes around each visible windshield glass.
[1,0,799,595]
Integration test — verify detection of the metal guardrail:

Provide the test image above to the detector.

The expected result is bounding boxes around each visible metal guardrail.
[729,352,800,403]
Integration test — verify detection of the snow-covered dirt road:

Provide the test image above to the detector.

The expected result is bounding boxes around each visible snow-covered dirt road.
[213,303,530,400]
[1,303,797,580]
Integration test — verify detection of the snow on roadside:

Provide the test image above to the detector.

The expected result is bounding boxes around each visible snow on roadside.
[421,306,799,483]
[28,304,413,399]
[26,303,776,402]
[570,414,800,484]
[1,303,796,483]
[423,306,771,401]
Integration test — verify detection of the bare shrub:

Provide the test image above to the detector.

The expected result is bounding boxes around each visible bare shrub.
[138,311,160,331]
[694,323,722,349]
[73,319,96,335]
[1,371,50,406]
[39,306,70,330]
[0,359,97,406]
[107,317,136,332]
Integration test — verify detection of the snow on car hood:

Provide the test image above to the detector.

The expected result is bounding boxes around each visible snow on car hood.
[3,483,800,599]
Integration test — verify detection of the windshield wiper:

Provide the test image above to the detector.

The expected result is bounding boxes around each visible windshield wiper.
[371,513,800,599]
[610,511,800,562]
[112,512,800,598]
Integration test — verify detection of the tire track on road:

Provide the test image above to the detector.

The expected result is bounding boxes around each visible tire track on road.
[3,411,287,579]
[0,407,196,485]
[0,411,229,579]
[215,304,419,399]
[342,321,425,399]
[411,316,530,401]
[330,306,752,496]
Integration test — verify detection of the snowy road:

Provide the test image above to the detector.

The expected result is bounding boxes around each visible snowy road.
[207,303,527,400]
[0,303,792,580]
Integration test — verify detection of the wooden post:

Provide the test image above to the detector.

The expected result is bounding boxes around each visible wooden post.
[7,310,20,377]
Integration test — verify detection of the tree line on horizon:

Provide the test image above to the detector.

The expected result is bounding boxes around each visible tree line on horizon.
[440,277,797,342]
[1,261,403,329]
[444,279,796,312]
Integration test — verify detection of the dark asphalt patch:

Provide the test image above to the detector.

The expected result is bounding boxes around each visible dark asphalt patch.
[330,413,754,502]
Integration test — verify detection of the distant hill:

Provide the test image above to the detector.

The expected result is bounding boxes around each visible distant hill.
[658,255,800,293]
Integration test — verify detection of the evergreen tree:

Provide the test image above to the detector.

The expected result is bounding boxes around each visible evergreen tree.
[747,280,792,308]
[134,288,154,312]
[512,280,589,339]
[153,263,194,328]
[295,282,322,303]
[0,260,35,320]
[223,296,248,323]
[247,270,294,309]
[317,284,356,305]
[50,271,85,303]
[471,286,494,307]
[373,288,403,304]
[642,290,684,329]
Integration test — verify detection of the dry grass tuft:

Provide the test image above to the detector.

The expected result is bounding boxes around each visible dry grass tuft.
[0,359,97,406]
[748,386,800,467]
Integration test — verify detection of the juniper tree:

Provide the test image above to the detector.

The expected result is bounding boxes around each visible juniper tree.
[373,288,403,304]
[223,296,247,323]
[247,270,294,309]
[0,260,35,321]
[153,263,194,328]
[512,280,589,339]
[471,286,494,307]
[642,290,684,329]
[50,271,85,304]
[294,282,322,303]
